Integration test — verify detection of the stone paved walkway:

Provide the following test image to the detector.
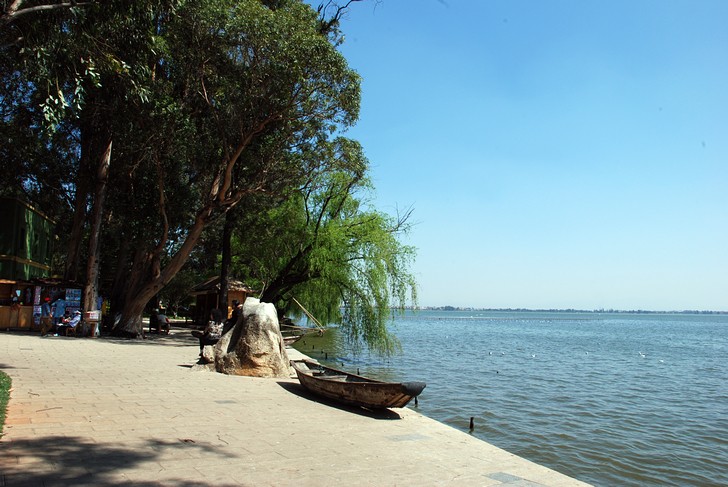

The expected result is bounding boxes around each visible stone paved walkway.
[0,329,591,486]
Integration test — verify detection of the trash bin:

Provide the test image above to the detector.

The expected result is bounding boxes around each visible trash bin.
[84,311,101,337]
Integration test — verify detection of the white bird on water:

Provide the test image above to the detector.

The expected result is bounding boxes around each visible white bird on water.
[639,351,646,358]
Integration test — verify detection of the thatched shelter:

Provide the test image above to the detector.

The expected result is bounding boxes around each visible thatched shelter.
[190,277,256,325]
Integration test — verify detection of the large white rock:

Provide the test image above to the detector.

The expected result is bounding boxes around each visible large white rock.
[213,298,292,378]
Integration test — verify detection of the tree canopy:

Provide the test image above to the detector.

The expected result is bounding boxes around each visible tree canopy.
[1,0,417,351]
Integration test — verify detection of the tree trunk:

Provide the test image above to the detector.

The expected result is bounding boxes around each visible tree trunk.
[113,204,222,337]
[65,90,104,284]
[259,272,311,305]
[83,138,111,314]
[64,163,90,282]
[111,125,261,337]
[114,290,147,338]
[219,208,238,315]
[109,235,130,314]
[259,245,316,304]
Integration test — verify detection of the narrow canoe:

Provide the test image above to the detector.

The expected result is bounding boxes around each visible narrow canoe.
[290,359,426,409]
[283,334,303,346]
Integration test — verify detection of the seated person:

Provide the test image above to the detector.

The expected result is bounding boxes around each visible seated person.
[57,310,82,336]
[148,310,170,334]
[191,309,224,356]
[158,315,170,334]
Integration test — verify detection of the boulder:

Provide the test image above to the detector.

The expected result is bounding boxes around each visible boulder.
[214,298,292,378]
[191,346,215,371]
[201,345,215,364]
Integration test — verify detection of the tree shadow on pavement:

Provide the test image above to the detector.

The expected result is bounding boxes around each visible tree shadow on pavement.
[100,329,198,348]
[0,363,23,370]
[2,329,198,349]
[1,435,239,486]
[276,380,403,420]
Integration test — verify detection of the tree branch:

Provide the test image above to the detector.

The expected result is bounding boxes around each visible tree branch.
[2,1,94,26]
[316,0,367,36]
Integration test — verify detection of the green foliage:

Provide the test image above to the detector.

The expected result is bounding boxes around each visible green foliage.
[0,371,10,438]
[1,0,188,275]
[236,138,417,355]
[158,267,198,315]
[3,0,415,348]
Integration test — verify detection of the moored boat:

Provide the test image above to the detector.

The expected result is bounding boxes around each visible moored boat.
[290,359,426,409]
[283,334,304,346]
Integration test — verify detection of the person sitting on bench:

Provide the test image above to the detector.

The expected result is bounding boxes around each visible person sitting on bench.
[57,310,81,336]
[191,309,224,356]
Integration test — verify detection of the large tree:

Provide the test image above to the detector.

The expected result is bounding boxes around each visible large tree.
[3,1,192,320]
[2,0,363,336]
[3,0,418,350]
[234,138,417,355]
[1,1,168,286]
[104,0,362,336]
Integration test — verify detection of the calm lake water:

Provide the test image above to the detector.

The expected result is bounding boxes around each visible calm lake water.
[293,310,728,486]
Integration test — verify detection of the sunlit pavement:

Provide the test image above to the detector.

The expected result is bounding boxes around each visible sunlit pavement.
[0,328,590,486]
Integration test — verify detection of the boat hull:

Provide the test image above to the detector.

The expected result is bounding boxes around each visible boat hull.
[283,334,303,346]
[291,359,425,409]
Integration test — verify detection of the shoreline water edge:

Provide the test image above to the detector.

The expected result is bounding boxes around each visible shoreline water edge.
[295,310,728,486]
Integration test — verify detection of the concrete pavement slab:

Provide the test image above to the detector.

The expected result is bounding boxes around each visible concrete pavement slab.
[1,329,591,486]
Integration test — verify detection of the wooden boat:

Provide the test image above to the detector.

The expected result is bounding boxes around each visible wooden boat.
[290,359,426,409]
[283,334,304,346]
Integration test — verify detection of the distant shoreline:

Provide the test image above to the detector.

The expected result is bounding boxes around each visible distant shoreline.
[412,306,728,315]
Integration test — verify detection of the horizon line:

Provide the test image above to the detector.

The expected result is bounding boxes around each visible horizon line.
[404,306,728,314]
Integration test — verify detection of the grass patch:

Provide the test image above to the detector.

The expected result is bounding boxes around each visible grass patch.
[0,370,10,437]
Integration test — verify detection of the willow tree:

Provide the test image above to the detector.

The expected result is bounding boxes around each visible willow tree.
[234,138,417,355]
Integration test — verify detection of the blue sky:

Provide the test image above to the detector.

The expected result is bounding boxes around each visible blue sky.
[336,0,727,311]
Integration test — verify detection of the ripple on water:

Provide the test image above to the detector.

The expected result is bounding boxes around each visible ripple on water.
[297,312,728,486]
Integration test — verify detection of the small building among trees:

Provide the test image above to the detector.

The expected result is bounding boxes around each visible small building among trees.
[0,198,58,330]
[0,197,55,281]
[190,277,256,325]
